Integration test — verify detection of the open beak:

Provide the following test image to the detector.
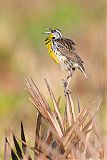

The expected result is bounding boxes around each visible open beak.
[42,31,51,34]
[43,27,53,34]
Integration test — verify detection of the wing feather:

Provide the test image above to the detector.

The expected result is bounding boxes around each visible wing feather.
[54,39,83,64]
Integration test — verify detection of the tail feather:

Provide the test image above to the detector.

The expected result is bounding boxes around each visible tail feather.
[78,64,88,79]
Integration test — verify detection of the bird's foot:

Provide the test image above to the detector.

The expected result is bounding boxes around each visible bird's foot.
[62,79,71,96]
[64,88,72,96]
[62,79,68,88]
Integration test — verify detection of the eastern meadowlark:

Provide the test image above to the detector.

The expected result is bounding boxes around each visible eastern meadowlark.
[44,28,87,80]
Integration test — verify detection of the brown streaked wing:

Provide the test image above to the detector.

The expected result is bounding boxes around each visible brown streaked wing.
[55,40,84,64]
[63,38,76,48]
[56,38,76,51]
[55,40,86,73]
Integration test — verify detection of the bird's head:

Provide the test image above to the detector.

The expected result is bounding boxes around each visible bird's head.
[44,28,62,40]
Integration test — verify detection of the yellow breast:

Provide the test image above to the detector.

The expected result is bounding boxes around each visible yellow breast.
[45,40,59,64]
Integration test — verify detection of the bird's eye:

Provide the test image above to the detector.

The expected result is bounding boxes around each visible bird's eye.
[53,37,55,39]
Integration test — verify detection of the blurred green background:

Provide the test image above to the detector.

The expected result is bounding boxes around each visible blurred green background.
[0,0,106,157]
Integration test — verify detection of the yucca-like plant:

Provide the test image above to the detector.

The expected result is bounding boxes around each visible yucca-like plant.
[4,77,105,160]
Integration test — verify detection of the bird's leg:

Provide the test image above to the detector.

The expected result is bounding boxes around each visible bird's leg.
[66,70,72,92]
[62,79,67,96]
[62,69,72,96]
[62,79,70,96]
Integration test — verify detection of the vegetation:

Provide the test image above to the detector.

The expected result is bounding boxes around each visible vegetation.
[4,78,106,160]
[0,0,106,159]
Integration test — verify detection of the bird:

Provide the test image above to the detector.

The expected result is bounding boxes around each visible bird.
[44,28,87,80]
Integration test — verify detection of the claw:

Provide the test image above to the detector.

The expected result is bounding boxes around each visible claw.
[64,88,72,96]
[62,77,72,96]
[62,79,68,88]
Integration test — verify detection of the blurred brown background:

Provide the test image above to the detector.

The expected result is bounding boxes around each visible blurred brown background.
[0,0,106,157]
